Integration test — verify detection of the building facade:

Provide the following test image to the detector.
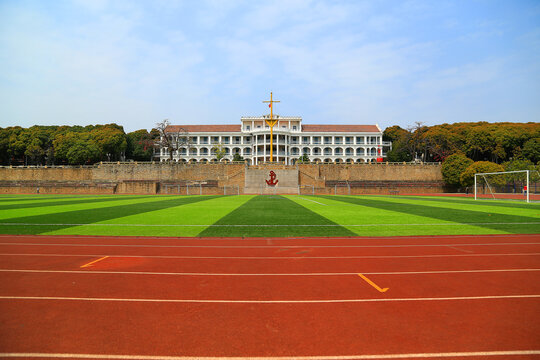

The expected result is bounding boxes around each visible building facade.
[159,115,391,165]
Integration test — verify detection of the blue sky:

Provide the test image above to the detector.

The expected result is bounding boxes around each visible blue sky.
[1,0,539,132]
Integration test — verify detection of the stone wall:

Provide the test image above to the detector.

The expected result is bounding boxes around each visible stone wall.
[0,162,443,195]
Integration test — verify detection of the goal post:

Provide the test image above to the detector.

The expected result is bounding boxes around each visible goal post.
[223,185,240,195]
[474,170,530,203]
[298,185,315,195]
[334,182,351,195]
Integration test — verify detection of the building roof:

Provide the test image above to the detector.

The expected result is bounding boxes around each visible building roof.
[165,125,241,133]
[302,125,380,133]
[165,124,381,133]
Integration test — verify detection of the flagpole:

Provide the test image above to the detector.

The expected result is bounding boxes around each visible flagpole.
[270,92,274,162]
[262,92,280,163]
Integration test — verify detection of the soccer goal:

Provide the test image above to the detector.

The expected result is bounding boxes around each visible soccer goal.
[298,185,315,195]
[474,170,536,203]
[334,181,351,195]
[186,183,202,195]
[223,185,240,195]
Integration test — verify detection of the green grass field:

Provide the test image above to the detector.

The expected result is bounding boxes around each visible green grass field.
[0,194,538,237]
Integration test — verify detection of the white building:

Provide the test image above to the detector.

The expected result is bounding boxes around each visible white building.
[159,115,391,165]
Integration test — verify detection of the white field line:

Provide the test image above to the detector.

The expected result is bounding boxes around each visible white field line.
[1,252,540,259]
[1,268,540,276]
[297,197,328,205]
[0,294,539,304]
[0,222,539,227]
[0,242,539,248]
[1,350,540,359]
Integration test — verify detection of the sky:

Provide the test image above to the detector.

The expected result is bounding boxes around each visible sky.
[1,0,539,133]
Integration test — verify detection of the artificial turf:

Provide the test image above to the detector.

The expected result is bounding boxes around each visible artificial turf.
[0,194,538,237]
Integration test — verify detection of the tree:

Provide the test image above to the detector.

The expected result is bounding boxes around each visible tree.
[66,139,100,165]
[91,124,127,161]
[212,142,226,161]
[232,153,244,162]
[154,119,191,161]
[383,126,412,162]
[297,154,310,163]
[522,138,540,164]
[441,152,473,187]
[460,161,505,187]
[126,129,154,161]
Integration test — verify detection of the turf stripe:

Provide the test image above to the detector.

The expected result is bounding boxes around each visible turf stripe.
[0,196,221,235]
[0,195,149,211]
[316,195,540,235]
[198,195,356,237]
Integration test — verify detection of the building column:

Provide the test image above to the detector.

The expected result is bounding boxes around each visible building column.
[264,135,267,162]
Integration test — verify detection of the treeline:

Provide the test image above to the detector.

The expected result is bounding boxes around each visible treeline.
[0,124,158,165]
[383,122,540,188]
[384,122,539,163]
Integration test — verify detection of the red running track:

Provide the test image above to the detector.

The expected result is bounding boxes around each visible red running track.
[0,234,539,359]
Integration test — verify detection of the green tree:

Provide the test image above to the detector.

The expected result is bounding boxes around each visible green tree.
[126,129,154,161]
[232,153,244,162]
[297,154,310,163]
[441,152,473,187]
[91,124,127,161]
[66,139,101,165]
[383,125,412,162]
[522,138,540,163]
[212,142,226,161]
[460,161,505,187]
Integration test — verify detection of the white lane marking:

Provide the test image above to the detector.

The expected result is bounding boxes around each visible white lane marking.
[2,268,540,277]
[0,242,539,249]
[0,222,539,227]
[1,350,540,359]
[1,252,540,260]
[297,197,328,205]
[1,294,539,304]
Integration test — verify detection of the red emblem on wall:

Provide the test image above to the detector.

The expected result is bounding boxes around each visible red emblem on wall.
[266,171,279,186]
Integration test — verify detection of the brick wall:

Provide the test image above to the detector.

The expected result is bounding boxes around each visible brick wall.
[0,163,442,194]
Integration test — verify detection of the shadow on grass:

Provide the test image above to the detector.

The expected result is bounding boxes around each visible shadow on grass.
[0,196,220,235]
[318,196,540,234]
[199,195,356,237]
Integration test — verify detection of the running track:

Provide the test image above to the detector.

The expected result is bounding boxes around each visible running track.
[0,234,539,359]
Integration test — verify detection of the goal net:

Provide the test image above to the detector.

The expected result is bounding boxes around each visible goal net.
[298,185,315,195]
[334,182,351,195]
[474,170,539,203]
[223,185,240,195]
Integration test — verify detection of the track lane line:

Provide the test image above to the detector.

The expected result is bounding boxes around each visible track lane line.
[2,252,540,259]
[2,268,540,276]
[1,294,539,304]
[1,350,540,359]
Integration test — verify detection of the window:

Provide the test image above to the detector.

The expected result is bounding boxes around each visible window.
[292,126,297,131]
[246,125,250,131]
